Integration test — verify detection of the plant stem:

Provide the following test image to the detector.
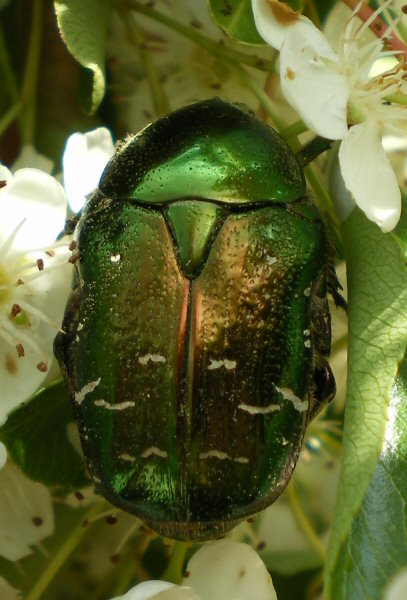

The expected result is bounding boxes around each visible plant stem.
[125,0,275,73]
[0,25,24,135]
[25,502,105,600]
[280,119,308,141]
[286,482,326,562]
[117,3,170,118]
[0,26,19,102]
[21,0,43,145]
[304,164,336,220]
[0,100,23,137]
[161,541,189,584]
[107,533,153,597]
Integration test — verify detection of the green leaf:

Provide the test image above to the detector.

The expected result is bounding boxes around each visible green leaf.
[54,0,111,114]
[208,0,266,44]
[0,381,88,489]
[394,191,407,260]
[325,208,407,599]
[328,353,407,599]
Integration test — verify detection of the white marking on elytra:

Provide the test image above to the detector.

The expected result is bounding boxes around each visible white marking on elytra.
[119,453,136,463]
[266,255,277,266]
[199,450,249,464]
[141,447,168,459]
[303,329,311,348]
[234,456,250,464]
[207,358,236,371]
[238,402,281,415]
[138,353,166,365]
[110,253,121,262]
[274,385,309,412]
[74,378,101,405]
[77,322,84,331]
[304,287,311,297]
[94,399,135,411]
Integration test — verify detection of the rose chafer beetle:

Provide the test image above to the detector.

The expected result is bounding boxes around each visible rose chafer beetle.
[55,98,338,540]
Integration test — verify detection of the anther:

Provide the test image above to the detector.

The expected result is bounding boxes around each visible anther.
[10,304,22,318]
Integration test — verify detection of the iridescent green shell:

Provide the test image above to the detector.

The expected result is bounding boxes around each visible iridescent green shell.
[55,99,334,540]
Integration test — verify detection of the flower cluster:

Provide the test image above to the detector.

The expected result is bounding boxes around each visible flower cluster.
[0,129,114,424]
[251,0,407,232]
[110,541,277,600]
[0,130,115,595]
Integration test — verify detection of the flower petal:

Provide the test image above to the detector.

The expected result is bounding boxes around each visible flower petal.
[111,581,198,600]
[256,500,312,555]
[384,567,407,600]
[0,577,21,600]
[0,442,6,469]
[339,122,402,232]
[0,164,12,182]
[182,540,277,600]
[0,169,67,250]
[12,145,54,174]
[280,27,349,139]
[0,245,72,419]
[251,0,312,50]
[329,148,356,224]
[63,128,115,212]
[0,460,54,561]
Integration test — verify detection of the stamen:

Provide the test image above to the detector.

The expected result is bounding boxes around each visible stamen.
[14,252,71,285]
[7,238,72,262]
[17,299,62,332]
[344,0,407,60]
[0,317,45,356]
[113,520,141,555]
[358,0,394,37]
[0,219,27,259]
[0,322,20,346]
[10,303,22,318]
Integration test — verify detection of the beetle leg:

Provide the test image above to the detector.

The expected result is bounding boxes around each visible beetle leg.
[308,275,336,420]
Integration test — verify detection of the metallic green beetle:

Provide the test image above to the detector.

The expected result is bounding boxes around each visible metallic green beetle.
[55,98,336,540]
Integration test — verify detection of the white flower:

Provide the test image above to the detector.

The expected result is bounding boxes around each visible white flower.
[0,161,72,421]
[0,458,54,561]
[107,0,269,132]
[111,540,278,600]
[63,127,115,212]
[0,577,21,600]
[11,144,54,174]
[251,0,407,232]
[385,568,407,600]
[0,441,6,469]
[0,130,114,423]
